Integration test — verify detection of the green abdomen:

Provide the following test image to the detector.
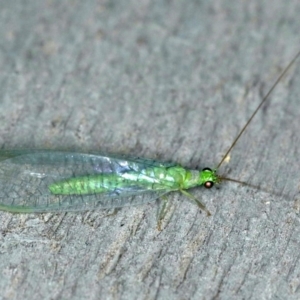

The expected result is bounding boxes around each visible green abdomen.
[49,165,190,195]
[49,174,129,195]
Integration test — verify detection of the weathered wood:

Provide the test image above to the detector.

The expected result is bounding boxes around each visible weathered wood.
[0,1,300,299]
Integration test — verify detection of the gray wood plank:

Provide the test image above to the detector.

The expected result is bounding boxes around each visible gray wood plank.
[0,1,300,299]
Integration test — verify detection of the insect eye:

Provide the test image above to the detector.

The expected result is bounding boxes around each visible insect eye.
[204,181,214,189]
[202,168,214,188]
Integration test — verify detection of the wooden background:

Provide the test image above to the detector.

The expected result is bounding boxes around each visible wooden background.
[0,1,300,299]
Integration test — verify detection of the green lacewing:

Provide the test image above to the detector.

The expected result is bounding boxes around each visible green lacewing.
[0,50,299,224]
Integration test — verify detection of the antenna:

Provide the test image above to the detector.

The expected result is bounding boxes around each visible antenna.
[217,50,300,170]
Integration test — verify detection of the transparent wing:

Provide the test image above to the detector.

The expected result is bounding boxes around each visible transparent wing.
[0,150,173,213]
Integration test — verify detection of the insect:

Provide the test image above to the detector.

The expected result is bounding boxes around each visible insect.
[0,50,299,229]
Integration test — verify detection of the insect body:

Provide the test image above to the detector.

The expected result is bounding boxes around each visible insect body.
[48,164,217,195]
[0,50,299,221]
[0,150,217,216]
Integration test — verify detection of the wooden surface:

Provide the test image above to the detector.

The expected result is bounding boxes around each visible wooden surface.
[0,1,300,299]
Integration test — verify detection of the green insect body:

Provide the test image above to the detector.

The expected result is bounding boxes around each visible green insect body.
[48,166,218,195]
[0,150,213,217]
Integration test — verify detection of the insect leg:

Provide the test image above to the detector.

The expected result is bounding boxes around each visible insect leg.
[156,196,170,231]
[180,190,211,216]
